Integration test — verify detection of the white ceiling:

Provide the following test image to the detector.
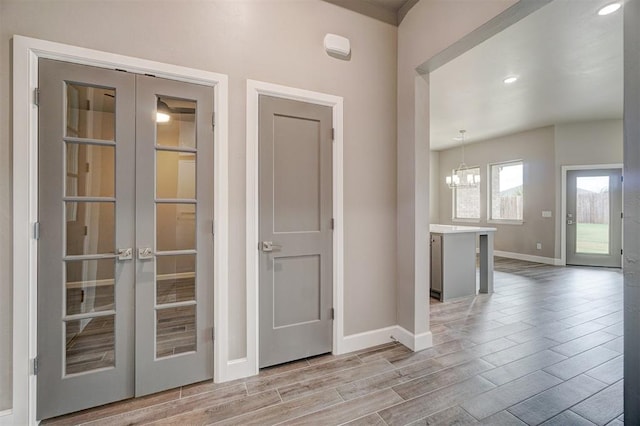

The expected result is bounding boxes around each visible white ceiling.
[429,0,623,151]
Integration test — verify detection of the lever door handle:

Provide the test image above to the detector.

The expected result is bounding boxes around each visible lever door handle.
[138,247,154,259]
[260,241,282,252]
[116,248,133,261]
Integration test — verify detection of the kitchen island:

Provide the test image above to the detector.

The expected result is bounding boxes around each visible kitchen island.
[430,224,497,301]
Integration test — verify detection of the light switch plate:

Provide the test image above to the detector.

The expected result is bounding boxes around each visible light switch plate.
[542,210,552,218]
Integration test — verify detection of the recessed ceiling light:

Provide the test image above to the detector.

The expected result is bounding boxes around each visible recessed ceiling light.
[503,76,518,84]
[598,2,621,15]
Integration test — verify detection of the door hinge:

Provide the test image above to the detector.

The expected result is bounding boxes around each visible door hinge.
[34,88,40,106]
[621,175,624,183]
[330,218,335,230]
[212,327,215,341]
[212,112,216,128]
[330,307,335,320]
[331,128,335,140]
[33,222,40,240]
[32,357,39,375]
[621,212,624,219]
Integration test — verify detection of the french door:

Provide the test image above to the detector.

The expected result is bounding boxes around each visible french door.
[37,59,214,419]
[566,168,622,267]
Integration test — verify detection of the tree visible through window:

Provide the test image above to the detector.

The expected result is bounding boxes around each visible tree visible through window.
[490,161,523,221]
[453,167,481,220]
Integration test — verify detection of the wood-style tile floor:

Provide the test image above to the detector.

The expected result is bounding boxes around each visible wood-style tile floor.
[43,258,625,425]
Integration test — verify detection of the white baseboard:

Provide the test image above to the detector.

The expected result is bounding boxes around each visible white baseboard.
[219,325,435,384]
[494,250,563,266]
[391,325,433,351]
[339,326,398,354]
[339,325,433,354]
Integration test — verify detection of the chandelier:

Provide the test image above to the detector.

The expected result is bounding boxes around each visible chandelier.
[445,130,480,189]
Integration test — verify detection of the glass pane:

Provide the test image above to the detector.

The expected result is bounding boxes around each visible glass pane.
[455,167,481,219]
[157,255,196,305]
[66,259,115,315]
[156,96,196,149]
[66,143,115,197]
[65,315,115,375]
[156,203,195,252]
[66,84,115,140]
[576,176,610,254]
[491,162,523,220]
[274,115,320,232]
[156,151,196,199]
[66,202,115,256]
[156,306,196,358]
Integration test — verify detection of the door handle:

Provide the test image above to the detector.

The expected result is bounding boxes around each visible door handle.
[116,248,133,261]
[138,247,154,259]
[567,220,574,225]
[260,241,282,252]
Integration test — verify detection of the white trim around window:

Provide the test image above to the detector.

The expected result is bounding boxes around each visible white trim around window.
[487,159,524,224]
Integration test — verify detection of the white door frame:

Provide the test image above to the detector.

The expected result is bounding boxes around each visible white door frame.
[246,80,344,378]
[10,35,229,425]
[560,163,623,266]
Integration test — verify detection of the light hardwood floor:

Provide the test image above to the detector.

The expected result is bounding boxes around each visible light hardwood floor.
[44,258,624,425]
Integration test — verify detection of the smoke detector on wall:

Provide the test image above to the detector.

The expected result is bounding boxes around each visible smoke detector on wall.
[324,34,351,59]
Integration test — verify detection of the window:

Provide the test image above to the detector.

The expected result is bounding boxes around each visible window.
[453,167,481,221]
[490,160,523,222]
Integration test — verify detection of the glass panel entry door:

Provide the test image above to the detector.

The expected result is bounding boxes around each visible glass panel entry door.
[566,169,622,268]
[37,59,214,420]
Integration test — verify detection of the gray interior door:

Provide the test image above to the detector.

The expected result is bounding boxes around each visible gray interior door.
[258,95,333,368]
[37,59,214,419]
[38,59,136,419]
[566,168,622,267]
[134,75,214,396]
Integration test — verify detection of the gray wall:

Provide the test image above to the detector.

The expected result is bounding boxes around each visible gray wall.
[397,0,516,336]
[437,126,557,258]
[434,120,623,262]
[624,1,640,419]
[554,120,624,258]
[429,150,440,223]
[0,0,398,404]
[0,0,11,411]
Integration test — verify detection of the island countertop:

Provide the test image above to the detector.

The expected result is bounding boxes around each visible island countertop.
[430,224,497,234]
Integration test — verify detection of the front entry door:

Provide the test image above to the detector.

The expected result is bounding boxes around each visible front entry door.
[258,96,333,368]
[37,59,214,419]
[566,168,622,267]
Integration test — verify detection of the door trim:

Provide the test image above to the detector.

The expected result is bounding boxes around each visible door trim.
[11,35,229,424]
[560,164,623,267]
[246,80,344,379]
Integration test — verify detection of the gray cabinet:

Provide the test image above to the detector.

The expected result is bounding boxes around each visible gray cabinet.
[429,232,477,301]
[430,234,442,298]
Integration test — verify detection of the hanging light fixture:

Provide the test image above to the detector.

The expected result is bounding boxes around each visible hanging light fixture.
[445,130,481,189]
[156,99,171,123]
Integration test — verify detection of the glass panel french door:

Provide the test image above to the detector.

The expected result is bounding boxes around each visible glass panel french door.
[37,59,214,420]
[38,58,136,420]
[134,75,214,396]
[566,169,622,267]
